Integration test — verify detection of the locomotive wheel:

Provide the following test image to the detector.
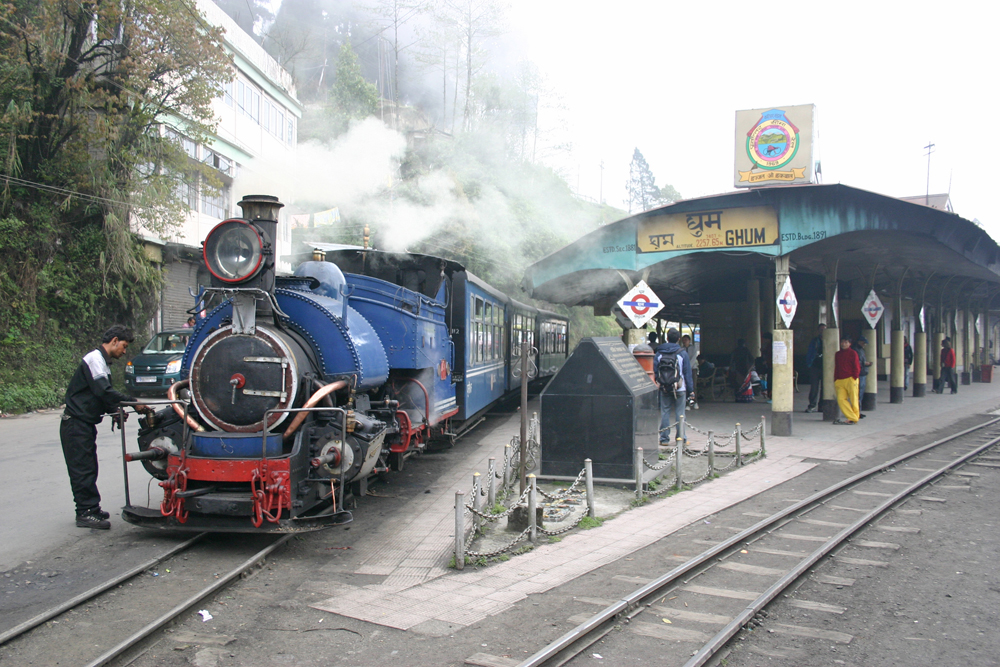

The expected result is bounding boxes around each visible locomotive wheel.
[390,451,406,472]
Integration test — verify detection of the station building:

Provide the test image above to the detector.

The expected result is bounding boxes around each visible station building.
[524,106,1000,436]
[138,0,302,330]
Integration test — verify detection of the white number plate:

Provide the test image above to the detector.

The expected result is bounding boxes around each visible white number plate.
[136,376,157,383]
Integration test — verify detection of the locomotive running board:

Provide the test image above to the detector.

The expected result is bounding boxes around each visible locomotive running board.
[121,505,353,533]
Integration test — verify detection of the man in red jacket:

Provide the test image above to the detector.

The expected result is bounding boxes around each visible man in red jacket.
[939,337,957,394]
[833,337,861,424]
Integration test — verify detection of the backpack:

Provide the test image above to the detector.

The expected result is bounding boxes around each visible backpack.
[657,350,681,393]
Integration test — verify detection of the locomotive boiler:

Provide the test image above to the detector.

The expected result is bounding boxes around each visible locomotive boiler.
[122,194,568,532]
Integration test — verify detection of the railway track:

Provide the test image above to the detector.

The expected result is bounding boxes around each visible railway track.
[517,417,1000,667]
[0,531,290,667]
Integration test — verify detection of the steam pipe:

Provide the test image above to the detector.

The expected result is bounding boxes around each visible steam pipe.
[167,380,204,432]
[400,377,430,426]
[282,380,349,441]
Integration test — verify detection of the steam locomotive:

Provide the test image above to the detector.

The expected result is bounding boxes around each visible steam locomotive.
[122,195,569,532]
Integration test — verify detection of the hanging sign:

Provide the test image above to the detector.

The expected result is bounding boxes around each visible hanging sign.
[617,280,664,329]
[777,276,797,328]
[861,290,884,328]
[831,284,839,329]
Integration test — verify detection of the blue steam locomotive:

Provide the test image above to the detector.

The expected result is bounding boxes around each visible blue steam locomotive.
[122,195,568,532]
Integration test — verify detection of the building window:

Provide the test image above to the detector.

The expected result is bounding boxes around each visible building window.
[201,185,229,219]
[223,79,233,107]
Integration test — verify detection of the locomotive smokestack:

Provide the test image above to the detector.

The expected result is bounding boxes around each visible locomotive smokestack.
[238,194,284,222]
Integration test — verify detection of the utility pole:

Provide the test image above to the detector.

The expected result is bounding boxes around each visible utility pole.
[923,141,935,206]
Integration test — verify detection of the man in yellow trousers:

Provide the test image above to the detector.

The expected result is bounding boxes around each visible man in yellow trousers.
[833,337,861,425]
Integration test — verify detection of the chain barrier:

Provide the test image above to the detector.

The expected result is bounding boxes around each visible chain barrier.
[537,466,588,499]
[465,486,531,521]
[640,417,766,495]
[466,527,532,559]
[459,414,766,566]
[643,457,674,472]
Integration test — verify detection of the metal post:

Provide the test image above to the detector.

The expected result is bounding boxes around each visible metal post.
[675,440,683,490]
[680,413,686,446]
[707,430,714,474]
[735,423,742,467]
[528,475,537,543]
[487,457,496,509]
[455,491,465,570]
[760,416,766,457]
[472,472,481,532]
[635,447,644,501]
[503,443,512,488]
[584,459,595,518]
[519,344,529,495]
[119,408,131,508]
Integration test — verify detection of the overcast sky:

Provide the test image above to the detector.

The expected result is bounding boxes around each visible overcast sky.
[506,1,996,237]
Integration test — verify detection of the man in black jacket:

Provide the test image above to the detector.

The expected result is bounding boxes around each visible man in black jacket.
[61,325,150,529]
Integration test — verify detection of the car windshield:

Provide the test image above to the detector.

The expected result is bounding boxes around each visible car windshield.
[143,332,190,354]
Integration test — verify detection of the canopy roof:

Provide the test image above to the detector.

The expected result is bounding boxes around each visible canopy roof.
[523,184,1000,321]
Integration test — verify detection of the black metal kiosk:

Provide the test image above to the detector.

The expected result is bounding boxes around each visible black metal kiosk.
[540,337,659,481]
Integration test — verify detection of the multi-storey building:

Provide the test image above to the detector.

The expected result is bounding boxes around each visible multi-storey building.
[142,0,301,330]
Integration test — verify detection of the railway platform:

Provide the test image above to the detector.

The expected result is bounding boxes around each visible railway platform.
[305,378,1000,634]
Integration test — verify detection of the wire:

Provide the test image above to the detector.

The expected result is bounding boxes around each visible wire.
[0,175,138,209]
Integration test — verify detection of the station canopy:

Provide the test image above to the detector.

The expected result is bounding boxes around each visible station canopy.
[522,184,1000,322]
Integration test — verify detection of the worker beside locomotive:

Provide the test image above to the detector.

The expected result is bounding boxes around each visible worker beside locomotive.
[122,195,568,532]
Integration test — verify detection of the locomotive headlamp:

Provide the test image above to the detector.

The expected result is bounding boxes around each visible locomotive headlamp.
[204,219,264,283]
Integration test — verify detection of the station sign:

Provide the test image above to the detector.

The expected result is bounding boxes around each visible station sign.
[636,206,778,253]
[777,276,797,328]
[735,104,815,188]
[617,280,664,329]
[861,290,884,328]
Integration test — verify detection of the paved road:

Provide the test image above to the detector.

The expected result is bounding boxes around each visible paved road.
[0,409,154,571]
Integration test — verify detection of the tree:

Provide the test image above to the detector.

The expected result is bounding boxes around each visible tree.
[366,0,429,114]
[439,0,506,133]
[328,41,379,134]
[625,148,680,213]
[0,0,231,411]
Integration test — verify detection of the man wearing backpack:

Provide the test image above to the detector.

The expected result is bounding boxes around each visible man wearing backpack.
[655,328,694,446]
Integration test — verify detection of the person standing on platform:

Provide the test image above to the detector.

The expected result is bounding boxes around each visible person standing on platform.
[655,328,694,446]
[939,337,958,394]
[805,324,826,413]
[680,333,698,409]
[903,336,913,390]
[60,325,151,529]
[833,337,861,425]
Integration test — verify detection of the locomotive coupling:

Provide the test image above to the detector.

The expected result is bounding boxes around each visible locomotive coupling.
[125,447,168,462]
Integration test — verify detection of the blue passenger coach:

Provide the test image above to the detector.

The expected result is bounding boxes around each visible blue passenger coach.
[452,272,508,420]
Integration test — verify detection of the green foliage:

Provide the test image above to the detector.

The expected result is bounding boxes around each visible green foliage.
[578,516,604,529]
[630,495,648,508]
[0,0,229,413]
[328,42,379,136]
[547,535,562,543]
[490,503,506,514]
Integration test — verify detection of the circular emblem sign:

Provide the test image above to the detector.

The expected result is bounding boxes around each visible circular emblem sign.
[747,109,799,171]
[624,294,653,315]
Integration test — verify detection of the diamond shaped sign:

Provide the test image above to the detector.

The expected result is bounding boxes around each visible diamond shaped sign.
[776,276,797,328]
[617,280,664,329]
[861,290,883,328]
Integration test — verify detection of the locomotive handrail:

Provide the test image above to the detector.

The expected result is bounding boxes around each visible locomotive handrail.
[263,404,349,514]
[117,399,192,509]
